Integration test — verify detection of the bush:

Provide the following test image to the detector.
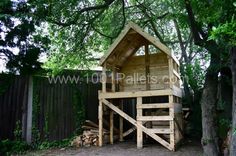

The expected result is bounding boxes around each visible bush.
[36,138,72,150]
[0,139,30,156]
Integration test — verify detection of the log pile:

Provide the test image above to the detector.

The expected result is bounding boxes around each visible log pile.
[71,120,109,148]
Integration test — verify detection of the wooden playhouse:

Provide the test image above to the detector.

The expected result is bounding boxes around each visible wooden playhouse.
[98,22,183,151]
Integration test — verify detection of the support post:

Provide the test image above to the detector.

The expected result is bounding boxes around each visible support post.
[169,95,175,150]
[102,64,107,93]
[110,109,114,144]
[145,44,150,90]
[110,66,116,144]
[168,56,173,89]
[119,102,124,141]
[26,76,33,144]
[112,66,116,92]
[137,97,143,149]
[99,100,103,146]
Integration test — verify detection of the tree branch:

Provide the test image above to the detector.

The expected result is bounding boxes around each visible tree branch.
[50,0,116,27]
[137,3,165,43]
[184,0,204,46]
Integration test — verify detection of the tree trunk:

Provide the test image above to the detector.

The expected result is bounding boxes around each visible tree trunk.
[230,47,236,156]
[201,54,220,156]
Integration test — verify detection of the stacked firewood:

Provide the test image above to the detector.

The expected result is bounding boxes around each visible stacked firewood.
[71,120,109,148]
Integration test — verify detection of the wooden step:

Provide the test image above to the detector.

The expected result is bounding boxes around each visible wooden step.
[147,128,173,134]
[137,103,171,109]
[137,116,173,121]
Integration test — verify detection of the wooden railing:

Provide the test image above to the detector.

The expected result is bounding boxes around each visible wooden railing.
[99,87,182,99]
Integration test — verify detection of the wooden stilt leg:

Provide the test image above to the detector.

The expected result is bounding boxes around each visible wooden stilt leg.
[169,95,175,151]
[110,109,114,144]
[99,100,103,146]
[137,97,143,149]
[119,103,124,141]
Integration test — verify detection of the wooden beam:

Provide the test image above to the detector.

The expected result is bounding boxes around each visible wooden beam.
[112,66,116,92]
[169,95,175,150]
[110,110,114,144]
[137,116,173,121]
[147,128,173,134]
[123,126,136,137]
[110,66,116,144]
[102,64,107,93]
[119,103,124,141]
[137,103,171,109]
[98,100,103,146]
[145,44,150,90]
[99,89,172,99]
[137,97,143,149]
[173,69,181,79]
[102,99,173,151]
[168,56,173,89]
[123,122,148,137]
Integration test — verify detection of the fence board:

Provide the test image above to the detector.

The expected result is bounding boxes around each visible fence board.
[0,75,28,140]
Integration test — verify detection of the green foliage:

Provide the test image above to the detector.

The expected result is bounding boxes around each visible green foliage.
[0,0,48,74]
[210,19,236,47]
[31,80,42,146]
[185,60,206,92]
[36,138,72,150]
[0,119,29,156]
[73,88,85,135]
[0,139,30,156]
[14,120,22,141]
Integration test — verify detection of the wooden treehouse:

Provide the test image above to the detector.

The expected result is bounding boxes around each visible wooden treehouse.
[98,22,183,151]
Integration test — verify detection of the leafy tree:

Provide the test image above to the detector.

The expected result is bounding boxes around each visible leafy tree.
[0,0,48,74]
[184,0,235,155]
[211,15,236,155]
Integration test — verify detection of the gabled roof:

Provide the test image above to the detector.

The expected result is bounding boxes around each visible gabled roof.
[100,22,179,67]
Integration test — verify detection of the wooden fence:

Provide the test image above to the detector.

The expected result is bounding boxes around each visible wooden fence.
[0,73,102,142]
[0,75,28,140]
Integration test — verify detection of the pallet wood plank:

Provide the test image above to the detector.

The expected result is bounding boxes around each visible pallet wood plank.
[98,100,103,146]
[137,103,171,109]
[123,126,136,137]
[147,128,173,134]
[110,110,114,144]
[119,103,124,141]
[169,95,175,150]
[137,116,173,121]
[99,89,172,99]
[137,97,143,148]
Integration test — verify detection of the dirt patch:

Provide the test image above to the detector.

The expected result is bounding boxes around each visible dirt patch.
[23,140,202,156]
